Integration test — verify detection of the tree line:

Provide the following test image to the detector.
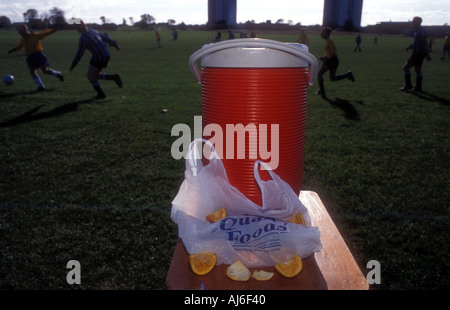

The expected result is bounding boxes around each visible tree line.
[0,8,182,30]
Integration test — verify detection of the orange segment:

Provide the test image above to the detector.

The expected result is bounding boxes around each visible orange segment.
[252,270,274,281]
[290,212,305,226]
[226,260,251,282]
[274,254,303,278]
[206,208,227,223]
[188,252,217,276]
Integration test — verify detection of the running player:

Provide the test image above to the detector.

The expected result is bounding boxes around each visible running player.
[69,20,122,99]
[155,29,163,48]
[8,24,64,91]
[316,27,355,99]
[441,31,450,60]
[297,29,309,47]
[401,17,431,92]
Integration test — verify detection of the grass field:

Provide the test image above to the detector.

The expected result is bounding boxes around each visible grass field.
[0,28,449,290]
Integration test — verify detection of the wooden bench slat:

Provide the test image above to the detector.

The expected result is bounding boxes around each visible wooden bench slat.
[300,191,369,290]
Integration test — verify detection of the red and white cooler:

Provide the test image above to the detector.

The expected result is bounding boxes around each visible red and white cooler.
[189,38,318,206]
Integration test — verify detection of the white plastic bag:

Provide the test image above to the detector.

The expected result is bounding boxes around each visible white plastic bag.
[171,139,321,267]
[171,139,311,224]
[176,211,321,267]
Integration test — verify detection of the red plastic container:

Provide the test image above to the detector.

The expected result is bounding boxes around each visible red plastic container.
[189,39,318,206]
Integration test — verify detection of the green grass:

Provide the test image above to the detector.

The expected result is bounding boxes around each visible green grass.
[0,29,449,290]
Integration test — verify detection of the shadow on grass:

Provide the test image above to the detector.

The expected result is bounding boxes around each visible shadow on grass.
[324,96,363,121]
[409,91,450,106]
[0,98,95,127]
[0,88,54,99]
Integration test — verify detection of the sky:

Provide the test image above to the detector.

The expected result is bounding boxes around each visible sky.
[1,0,449,27]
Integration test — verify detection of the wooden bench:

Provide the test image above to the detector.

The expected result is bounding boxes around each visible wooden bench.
[165,191,369,290]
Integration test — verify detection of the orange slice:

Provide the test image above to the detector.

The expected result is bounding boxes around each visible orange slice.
[252,270,274,281]
[290,212,305,226]
[274,254,303,278]
[226,260,251,282]
[206,208,227,223]
[188,252,216,276]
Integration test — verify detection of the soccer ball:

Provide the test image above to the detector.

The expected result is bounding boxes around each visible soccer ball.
[3,74,14,86]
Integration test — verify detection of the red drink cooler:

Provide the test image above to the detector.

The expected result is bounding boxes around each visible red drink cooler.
[189,39,318,206]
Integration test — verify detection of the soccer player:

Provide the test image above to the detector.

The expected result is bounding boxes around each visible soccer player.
[401,17,431,92]
[155,30,163,48]
[441,31,450,60]
[297,29,309,47]
[8,24,64,91]
[316,27,355,99]
[69,20,122,99]
[354,33,362,52]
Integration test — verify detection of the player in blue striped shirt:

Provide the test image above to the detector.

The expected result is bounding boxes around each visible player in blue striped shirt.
[401,16,431,92]
[69,20,122,99]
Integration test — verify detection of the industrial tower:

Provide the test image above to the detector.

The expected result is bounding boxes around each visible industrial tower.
[208,0,237,28]
[323,0,363,30]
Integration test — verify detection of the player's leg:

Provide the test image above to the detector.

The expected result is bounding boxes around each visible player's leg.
[414,65,423,92]
[29,67,45,90]
[36,52,63,82]
[328,56,355,83]
[95,60,122,88]
[41,65,64,82]
[401,61,414,91]
[330,69,355,82]
[99,73,122,88]
[442,45,450,60]
[26,54,45,90]
[87,65,106,99]
[316,63,328,99]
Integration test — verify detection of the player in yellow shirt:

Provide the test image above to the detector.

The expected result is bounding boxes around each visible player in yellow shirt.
[8,24,63,90]
[155,29,163,48]
[316,27,355,99]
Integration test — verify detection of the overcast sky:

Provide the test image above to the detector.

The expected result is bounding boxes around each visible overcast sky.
[1,0,449,26]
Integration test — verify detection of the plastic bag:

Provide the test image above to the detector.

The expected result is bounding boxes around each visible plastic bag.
[176,211,321,267]
[171,139,322,267]
[171,139,311,223]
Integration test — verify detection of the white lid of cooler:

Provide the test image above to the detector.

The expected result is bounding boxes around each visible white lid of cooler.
[200,43,310,68]
[189,38,319,85]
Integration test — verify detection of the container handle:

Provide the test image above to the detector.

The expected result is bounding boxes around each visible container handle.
[189,38,319,86]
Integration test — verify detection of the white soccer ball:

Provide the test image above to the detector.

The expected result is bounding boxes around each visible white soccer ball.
[3,74,14,86]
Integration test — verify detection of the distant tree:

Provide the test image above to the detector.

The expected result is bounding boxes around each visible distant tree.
[0,15,12,28]
[168,19,176,26]
[122,18,127,26]
[140,14,155,24]
[276,19,284,24]
[100,16,106,24]
[136,14,155,29]
[179,22,188,31]
[41,12,50,28]
[23,9,38,22]
[23,9,46,29]
[129,17,134,25]
[49,7,66,28]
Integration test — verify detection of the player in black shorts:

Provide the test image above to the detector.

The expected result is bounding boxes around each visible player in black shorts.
[401,17,431,92]
[69,19,122,99]
[316,27,355,99]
